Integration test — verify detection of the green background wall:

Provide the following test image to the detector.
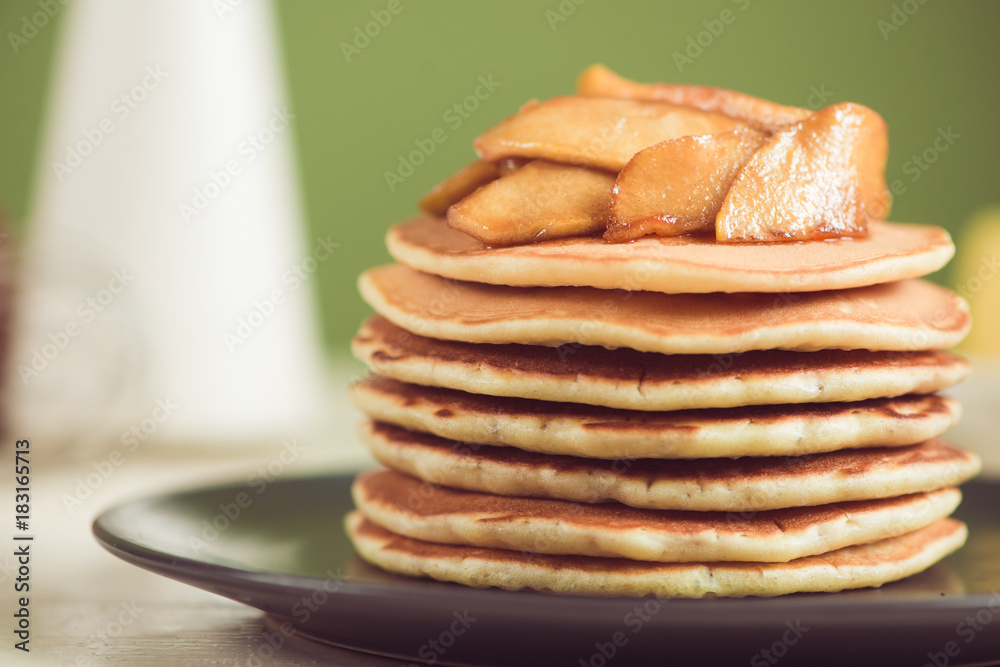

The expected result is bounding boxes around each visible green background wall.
[2,0,998,353]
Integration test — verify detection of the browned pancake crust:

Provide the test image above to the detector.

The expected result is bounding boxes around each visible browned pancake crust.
[354,468,954,538]
[367,421,975,489]
[350,513,964,573]
[355,375,959,440]
[354,316,969,401]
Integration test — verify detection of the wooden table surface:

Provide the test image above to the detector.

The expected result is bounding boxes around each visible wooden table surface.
[0,364,414,666]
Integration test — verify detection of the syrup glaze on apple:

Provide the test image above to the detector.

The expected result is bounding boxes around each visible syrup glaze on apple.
[419,67,892,246]
[606,129,767,242]
[716,102,890,243]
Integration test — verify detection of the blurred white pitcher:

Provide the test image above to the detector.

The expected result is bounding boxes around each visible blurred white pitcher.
[8,0,327,454]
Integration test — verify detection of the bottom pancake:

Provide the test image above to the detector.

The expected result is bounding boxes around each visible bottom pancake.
[345,513,967,598]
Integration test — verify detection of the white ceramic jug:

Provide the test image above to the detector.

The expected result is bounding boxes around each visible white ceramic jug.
[8,0,328,455]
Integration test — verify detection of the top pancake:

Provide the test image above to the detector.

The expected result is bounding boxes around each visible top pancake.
[388,217,955,294]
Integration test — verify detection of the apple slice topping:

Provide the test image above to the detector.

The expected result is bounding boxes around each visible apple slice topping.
[447,160,615,246]
[716,102,890,242]
[427,69,891,247]
[605,128,768,242]
[474,96,747,171]
[419,160,500,217]
[577,64,813,133]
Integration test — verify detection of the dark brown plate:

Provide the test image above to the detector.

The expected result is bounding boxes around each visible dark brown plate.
[93,475,1000,666]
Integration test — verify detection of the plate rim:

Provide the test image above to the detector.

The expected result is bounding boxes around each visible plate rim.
[91,473,1000,617]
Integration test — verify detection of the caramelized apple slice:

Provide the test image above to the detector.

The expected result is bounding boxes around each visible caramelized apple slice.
[419,160,500,217]
[717,102,890,243]
[577,65,812,133]
[474,96,747,171]
[447,160,615,246]
[605,128,767,242]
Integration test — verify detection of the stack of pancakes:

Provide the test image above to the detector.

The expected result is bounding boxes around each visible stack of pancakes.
[345,217,979,598]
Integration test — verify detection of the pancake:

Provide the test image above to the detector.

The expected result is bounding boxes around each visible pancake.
[387,216,955,294]
[346,513,967,598]
[353,317,970,411]
[353,469,960,563]
[362,422,981,511]
[352,376,962,459]
[360,264,970,354]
